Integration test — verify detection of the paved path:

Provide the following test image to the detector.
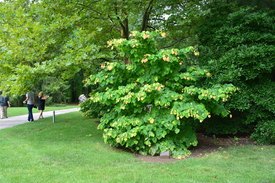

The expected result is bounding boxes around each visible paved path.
[0,108,80,130]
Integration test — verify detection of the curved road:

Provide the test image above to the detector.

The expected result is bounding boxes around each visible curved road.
[0,108,79,130]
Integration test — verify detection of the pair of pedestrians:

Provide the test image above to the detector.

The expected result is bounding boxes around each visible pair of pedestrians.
[23,91,49,122]
[0,91,11,119]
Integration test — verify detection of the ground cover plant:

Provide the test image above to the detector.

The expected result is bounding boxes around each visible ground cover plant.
[0,112,274,183]
[82,31,237,158]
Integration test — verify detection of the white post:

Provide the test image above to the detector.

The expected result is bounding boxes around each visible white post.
[53,111,55,123]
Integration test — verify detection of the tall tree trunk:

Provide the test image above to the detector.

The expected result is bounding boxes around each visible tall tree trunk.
[141,0,155,31]
[121,18,129,39]
[114,3,129,39]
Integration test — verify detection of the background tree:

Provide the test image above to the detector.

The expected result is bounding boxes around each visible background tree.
[193,1,275,144]
[0,0,173,101]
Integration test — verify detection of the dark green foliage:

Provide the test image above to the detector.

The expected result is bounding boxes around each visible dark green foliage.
[201,115,250,135]
[198,6,275,143]
[251,120,275,144]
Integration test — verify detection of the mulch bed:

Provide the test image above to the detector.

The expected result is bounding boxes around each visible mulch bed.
[136,133,255,163]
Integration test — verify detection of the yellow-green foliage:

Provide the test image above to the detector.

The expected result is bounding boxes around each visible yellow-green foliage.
[84,31,237,158]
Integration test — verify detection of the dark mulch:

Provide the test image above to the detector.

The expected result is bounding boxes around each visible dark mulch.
[136,133,255,163]
[190,133,254,157]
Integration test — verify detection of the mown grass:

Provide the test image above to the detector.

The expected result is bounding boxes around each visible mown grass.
[0,112,274,183]
[7,105,78,117]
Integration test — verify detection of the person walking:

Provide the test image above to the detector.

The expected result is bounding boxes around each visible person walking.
[37,91,49,119]
[23,91,35,122]
[3,95,11,118]
[0,91,5,119]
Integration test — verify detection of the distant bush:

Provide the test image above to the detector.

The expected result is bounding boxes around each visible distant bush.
[251,120,275,144]
[80,99,106,119]
[9,95,25,107]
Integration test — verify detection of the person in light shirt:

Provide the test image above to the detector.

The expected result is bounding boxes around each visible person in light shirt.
[23,91,35,122]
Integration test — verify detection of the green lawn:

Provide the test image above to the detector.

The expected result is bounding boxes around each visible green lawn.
[7,104,78,117]
[0,112,274,183]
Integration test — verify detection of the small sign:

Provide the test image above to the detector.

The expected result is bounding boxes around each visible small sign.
[160,151,170,157]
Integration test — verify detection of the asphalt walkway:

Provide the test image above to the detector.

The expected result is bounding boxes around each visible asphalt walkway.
[0,108,80,130]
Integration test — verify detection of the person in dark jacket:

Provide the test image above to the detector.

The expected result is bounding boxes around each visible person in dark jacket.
[0,91,10,119]
[37,91,49,119]
[0,91,4,119]
[3,95,11,118]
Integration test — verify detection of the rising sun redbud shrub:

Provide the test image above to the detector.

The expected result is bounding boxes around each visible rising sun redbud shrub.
[83,31,237,158]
